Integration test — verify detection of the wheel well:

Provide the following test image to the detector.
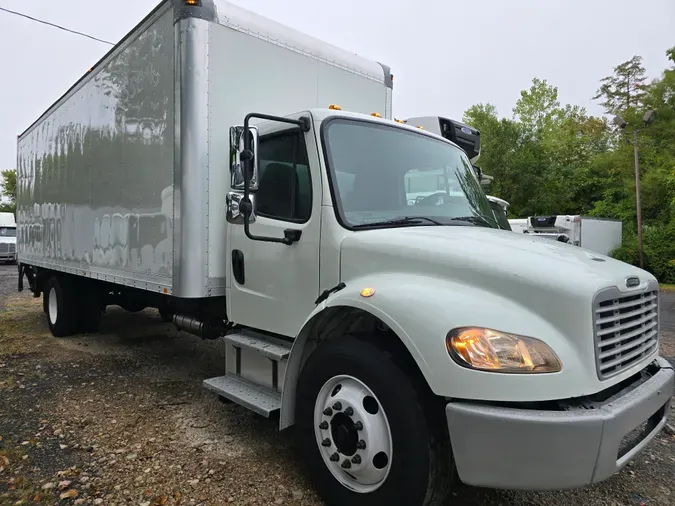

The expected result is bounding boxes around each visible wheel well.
[279,306,433,429]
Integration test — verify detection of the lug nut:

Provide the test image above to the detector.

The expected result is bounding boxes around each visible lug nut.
[354,421,363,431]
[352,455,362,464]
[329,453,339,462]
[332,402,342,411]
[323,407,333,416]
[344,407,354,416]
[321,438,331,447]
[356,440,366,450]
[341,459,352,469]
[319,421,329,430]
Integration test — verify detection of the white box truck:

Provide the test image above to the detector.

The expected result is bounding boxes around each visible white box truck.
[15,1,673,505]
[0,211,17,263]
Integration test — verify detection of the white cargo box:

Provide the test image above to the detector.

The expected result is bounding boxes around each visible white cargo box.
[16,0,393,298]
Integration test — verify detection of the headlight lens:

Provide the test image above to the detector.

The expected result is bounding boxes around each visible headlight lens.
[446,327,562,373]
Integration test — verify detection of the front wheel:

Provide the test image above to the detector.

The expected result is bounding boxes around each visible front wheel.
[296,335,453,506]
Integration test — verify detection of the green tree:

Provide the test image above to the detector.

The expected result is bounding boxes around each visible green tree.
[593,55,647,114]
[461,47,675,283]
[0,169,16,213]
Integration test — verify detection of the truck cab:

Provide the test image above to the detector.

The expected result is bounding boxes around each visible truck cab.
[220,106,673,502]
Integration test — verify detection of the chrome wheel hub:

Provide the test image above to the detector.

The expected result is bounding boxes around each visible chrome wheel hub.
[313,375,393,493]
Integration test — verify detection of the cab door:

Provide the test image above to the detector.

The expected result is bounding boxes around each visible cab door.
[226,117,322,337]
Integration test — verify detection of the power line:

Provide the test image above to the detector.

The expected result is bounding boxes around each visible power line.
[0,6,114,46]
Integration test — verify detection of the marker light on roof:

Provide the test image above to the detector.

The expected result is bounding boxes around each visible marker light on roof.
[328,104,342,110]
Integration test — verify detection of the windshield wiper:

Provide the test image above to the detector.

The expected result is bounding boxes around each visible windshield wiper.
[450,215,493,228]
[352,216,443,228]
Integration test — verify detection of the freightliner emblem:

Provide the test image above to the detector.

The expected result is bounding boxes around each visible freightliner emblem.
[626,276,640,288]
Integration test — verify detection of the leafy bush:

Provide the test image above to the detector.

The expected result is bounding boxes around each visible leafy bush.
[610,220,675,283]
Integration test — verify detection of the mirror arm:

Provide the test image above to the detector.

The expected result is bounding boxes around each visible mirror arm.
[241,112,310,246]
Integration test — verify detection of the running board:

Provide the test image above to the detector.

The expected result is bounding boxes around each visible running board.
[204,375,281,417]
[204,329,292,417]
[224,329,291,361]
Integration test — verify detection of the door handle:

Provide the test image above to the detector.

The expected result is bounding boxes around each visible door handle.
[232,249,245,284]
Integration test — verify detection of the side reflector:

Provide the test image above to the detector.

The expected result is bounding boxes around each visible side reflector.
[360,288,375,298]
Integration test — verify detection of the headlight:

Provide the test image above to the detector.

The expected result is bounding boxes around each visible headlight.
[446,327,562,373]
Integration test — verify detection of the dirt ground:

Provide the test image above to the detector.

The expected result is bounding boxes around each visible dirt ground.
[1,265,674,506]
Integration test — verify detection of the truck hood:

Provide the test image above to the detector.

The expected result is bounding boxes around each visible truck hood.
[0,237,15,244]
[338,226,659,401]
[339,226,653,297]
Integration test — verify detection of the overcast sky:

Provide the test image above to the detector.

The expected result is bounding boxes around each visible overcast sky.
[1,0,673,170]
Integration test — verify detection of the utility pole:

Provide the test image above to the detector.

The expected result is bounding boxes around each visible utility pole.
[612,110,656,271]
[632,130,644,269]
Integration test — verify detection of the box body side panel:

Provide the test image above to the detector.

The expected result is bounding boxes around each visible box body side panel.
[16,6,175,293]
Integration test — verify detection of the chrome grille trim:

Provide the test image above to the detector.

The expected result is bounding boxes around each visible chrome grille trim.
[593,281,660,380]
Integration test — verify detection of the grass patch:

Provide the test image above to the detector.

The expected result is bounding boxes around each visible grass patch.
[0,295,47,356]
[660,284,675,292]
[0,446,53,504]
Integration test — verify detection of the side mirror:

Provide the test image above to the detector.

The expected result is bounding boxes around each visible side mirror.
[230,125,259,191]
[472,165,483,180]
[226,192,256,224]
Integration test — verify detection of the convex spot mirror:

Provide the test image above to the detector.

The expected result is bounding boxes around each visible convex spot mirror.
[230,125,260,191]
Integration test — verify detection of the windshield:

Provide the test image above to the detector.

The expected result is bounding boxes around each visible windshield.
[488,201,512,231]
[322,119,498,229]
[0,227,16,237]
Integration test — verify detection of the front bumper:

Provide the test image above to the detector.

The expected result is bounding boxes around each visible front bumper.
[446,356,674,490]
[0,253,15,262]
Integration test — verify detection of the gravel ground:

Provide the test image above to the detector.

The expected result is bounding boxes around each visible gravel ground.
[0,265,673,506]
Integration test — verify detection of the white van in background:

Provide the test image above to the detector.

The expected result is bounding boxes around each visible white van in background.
[0,212,16,263]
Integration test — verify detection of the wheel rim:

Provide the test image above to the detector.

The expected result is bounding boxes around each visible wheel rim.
[48,287,58,325]
[313,375,393,493]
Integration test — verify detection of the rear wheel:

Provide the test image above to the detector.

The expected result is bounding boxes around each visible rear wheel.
[45,276,78,337]
[296,335,452,506]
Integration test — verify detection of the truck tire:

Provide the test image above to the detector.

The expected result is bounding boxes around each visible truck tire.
[45,276,78,337]
[296,335,452,506]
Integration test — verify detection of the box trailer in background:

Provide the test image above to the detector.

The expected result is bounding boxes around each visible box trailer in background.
[15,1,672,505]
[524,215,623,256]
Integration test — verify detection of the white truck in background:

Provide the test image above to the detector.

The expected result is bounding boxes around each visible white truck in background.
[15,2,673,505]
[519,215,623,256]
[0,211,17,263]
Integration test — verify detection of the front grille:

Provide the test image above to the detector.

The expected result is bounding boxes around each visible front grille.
[594,286,659,379]
[0,243,14,253]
